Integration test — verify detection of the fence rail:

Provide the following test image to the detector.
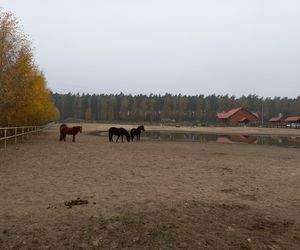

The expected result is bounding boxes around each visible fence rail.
[0,122,54,149]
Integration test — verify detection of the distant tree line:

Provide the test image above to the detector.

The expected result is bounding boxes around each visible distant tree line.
[52,93,300,123]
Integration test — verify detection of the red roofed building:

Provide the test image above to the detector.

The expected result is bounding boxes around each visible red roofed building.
[284,116,300,123]
[217,107,258,126]
[269,117,284,123]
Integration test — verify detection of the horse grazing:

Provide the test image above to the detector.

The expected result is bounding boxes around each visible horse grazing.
[130,125,145,141]
[59,124,82,142]
[108,127,130,142]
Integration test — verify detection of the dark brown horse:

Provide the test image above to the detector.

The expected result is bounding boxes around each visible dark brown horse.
[108,127,130,142]
[59,124,82,142]
[130,125,145,141]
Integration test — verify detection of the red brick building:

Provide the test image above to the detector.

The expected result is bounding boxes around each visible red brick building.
[217,107,258,126]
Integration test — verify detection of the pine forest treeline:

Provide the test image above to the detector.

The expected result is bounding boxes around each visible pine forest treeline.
[52,93,300,123]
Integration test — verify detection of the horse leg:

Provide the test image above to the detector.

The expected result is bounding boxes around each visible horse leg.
[109,133,113,142]
[116,135,120,142]
[121,135,124,142]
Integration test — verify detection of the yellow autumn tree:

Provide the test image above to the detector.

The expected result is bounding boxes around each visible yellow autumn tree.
[0,10,59,126]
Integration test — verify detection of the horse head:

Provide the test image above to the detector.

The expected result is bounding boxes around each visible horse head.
[122,129,130,142]
[126,132,130,142]
[140,125,145,131]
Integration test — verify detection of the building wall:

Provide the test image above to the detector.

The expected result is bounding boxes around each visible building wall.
[228,110,257,125]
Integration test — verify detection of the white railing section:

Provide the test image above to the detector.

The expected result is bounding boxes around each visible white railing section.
[0,122,54,149]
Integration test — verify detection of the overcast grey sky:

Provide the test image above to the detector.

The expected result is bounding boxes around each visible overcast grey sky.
[1,0,300,97]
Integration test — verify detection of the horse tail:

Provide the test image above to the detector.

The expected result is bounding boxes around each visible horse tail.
[59,124,66,141]
[60,124,67,130]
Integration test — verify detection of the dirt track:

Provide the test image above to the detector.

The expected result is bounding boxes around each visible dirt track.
[0,124,300,249]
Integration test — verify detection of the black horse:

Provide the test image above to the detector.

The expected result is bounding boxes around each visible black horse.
[108,127,130,142]
[130,125,145,141]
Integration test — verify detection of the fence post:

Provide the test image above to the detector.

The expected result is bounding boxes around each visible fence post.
[4,128,7,149]
[15,127,17,144]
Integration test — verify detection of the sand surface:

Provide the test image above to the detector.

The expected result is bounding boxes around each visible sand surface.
[0,124,300,249]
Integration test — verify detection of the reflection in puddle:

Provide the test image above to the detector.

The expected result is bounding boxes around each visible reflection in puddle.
[217,135,257,144]
[143,131,300,148]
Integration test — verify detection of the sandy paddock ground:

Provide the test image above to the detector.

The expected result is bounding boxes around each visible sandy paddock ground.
[0,123,300,249]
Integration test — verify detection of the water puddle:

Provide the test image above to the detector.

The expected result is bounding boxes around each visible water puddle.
[143,131,300,148]
[92,130,300,148]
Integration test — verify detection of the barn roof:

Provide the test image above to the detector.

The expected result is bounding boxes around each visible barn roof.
[216,107,258,119]
[216,107,243,119]
[239,117,249,122]
[269,117,283,122]
[284,116,300,122]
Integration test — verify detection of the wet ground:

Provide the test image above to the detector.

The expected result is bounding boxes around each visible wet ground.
[94,130,300,148]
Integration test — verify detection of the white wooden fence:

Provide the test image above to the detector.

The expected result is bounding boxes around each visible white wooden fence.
[0,122,54,149]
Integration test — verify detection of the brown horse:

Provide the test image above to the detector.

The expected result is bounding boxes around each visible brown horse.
[59,124,82,142]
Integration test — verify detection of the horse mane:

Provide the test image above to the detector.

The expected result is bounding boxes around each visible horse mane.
[74,126,82,131]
